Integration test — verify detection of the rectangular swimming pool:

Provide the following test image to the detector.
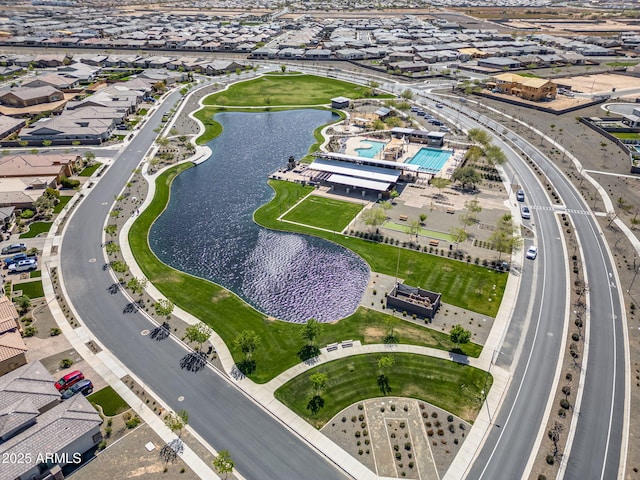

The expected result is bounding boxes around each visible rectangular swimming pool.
[356,140,387,159]
[407,147,453,173]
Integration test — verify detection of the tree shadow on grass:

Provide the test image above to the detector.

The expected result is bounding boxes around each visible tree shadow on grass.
[383,334,399,345]
[236,359,256,376]
[179,351,206,373]
[377,374,392,395]
[307,395,325,416]
[297,345,321,362]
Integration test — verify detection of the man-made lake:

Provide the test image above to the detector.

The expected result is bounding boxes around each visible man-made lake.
[149,110,370,322]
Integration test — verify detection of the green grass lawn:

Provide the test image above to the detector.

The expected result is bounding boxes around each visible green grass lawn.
[53,195,73,214]
[202,74,391,107]
[275,353,490,427]
[383,221,456,242]
[15,280,44,299]
[30,270,41,278]
[79,162,103,177]
[87,386,129,416]
[19,222,52,239]
[129,166,482,383]
[612,132,640,140]
[282,195,364,231]
[256,181,506,317]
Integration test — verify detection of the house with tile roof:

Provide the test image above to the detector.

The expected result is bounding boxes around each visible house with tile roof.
[0,360,103,480]
[0,86,64,108]
[488,72,557,101]
[0,295,26,376]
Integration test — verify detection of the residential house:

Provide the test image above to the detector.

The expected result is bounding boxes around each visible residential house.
[0,206,15,231]
[477,57,522,70]
[0,295,26,376]
[0,360,103,480]
[488,73,557,101]
[0,86,64,108]
[23,73,79,90]
[0,153,81,180]
[0,115,25,140]
[19,116,115,145]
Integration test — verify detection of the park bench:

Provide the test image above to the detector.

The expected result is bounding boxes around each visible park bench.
[429,239,439,247]
[326,343,339,352]
[447,207,455,214]
[341,340,353,348]
[399,215,408,221]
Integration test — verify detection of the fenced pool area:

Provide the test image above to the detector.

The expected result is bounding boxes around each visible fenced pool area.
[407,147,453,173]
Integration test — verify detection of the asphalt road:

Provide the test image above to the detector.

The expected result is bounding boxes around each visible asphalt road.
[456,103,626,479]
[59,88,347,480]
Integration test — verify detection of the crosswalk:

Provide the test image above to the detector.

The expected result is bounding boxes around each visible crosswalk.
[530,205,591,215]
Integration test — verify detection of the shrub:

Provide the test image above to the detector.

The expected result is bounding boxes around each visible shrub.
[60,177,81,189]
[546,455,554,465]
[404,442,411,451]
[50,327,62,336]
[560,398,570,409]
[351,416,357,422]
[447,414,454,422]
[59,358,74,368]
[390,404,396,411]
[126,416,141,429]
[20,209,35,219]
[23,326,37,337]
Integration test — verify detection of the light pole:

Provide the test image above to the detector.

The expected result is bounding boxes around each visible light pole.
[629,265,640,292]
[483,349,503,424]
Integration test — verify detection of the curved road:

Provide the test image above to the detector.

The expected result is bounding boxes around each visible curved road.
[59,88,347,480]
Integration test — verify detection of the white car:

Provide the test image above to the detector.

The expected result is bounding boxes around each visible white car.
[526,246,538,260]
[521,206,531,220]
[8,258,37,272]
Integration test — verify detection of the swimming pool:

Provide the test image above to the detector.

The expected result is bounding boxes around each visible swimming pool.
[407,147,453,173]
[355,140,387,158]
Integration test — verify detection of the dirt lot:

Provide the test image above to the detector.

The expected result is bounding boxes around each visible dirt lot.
[554,73,640,95]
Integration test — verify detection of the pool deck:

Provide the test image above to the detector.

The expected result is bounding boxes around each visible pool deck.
[342,135,464,179]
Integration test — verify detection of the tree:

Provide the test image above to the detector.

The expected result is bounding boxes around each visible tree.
[430,177,451,196]
[464,199,482,224]
[33,194,56,216]
[484,144,507,165]
[310,373,328,396]
[450,226,469,250]
[126,276,147,297]
[379,200,392,212]
[84,151,96,165]
[105,242,120,255]
[370,118,385,131]
[360,207,386,232]
[451,166,482,190]
[450,324,471,349]
[408,219,421,242]
[280,64,287,73]
[368,80,380,96]
[401,89,414,100]
[419,213,427,225]
[110,261,127,273]
[234,330,260,374]
[164,409,189,438]
[489,214,523,260]
[383,315,399,344]
[301,318,321,346]
[212,450,234,479]
[42,139,52,147]
[390,190,400,203]
[184,323,212,351]
[377,355,395,395]
[104,224,117,237]
[14,295,31,315]
[467,128,491,147]
[154,299,174,318]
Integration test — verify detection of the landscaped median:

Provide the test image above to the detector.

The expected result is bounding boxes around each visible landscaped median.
[275,353,490,427]
[128,165,483,383]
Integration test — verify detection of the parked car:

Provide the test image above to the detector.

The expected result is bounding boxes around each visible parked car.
[436,103,444,108]
[439,125,451,132]
[61,379,93,399]
[431,120,443,126]
[1,243,27,255]
[8,258,37,273]
[417,110,426,116]
[516,189,525,202]
[55,370,85,391]
[3,253,27,268]
[526,246,538,260]
[521,206,531,220]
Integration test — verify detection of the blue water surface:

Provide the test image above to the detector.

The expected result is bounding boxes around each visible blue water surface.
[149,110,370,322]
